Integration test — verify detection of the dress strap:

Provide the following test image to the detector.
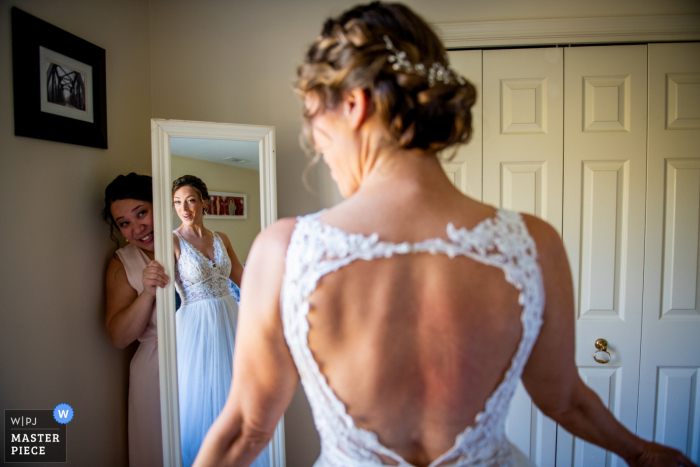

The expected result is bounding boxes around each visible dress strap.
[116,244,149,294]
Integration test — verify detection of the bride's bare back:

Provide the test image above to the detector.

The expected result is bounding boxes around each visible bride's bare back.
[305,179,532,465]
[308,254,522,464]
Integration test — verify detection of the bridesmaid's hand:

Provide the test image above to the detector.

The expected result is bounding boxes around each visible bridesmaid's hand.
[142,260,169,298]
[626,441,697,467]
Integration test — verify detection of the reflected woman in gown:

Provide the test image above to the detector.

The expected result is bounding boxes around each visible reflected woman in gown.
[103,173,168,467]
[194,3,696,467]
[172,175,270,467]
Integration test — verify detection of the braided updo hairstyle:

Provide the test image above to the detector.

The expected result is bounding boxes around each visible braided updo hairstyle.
[296,2,477,155]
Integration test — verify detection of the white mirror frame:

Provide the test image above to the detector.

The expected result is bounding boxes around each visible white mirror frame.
[151,119,284,467]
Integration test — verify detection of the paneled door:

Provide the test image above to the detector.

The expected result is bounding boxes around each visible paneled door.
[637,42,700,463]
[448,43,697,466]
[483,47,564,467]
[445,49,482,200]
[482,48,563,231]
[557,45,648,467]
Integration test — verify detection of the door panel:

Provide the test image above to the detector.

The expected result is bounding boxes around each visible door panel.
[639,42,700,464]
[483,48,563,232]
[557,367,622,466]
[483,48,563,466]
[505,382,557,467]
[558,44,648,467]
[444,43,698,465]
[445,50,482,200]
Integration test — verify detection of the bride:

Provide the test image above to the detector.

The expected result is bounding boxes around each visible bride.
[171,175,269,467]
[193,3,696,467]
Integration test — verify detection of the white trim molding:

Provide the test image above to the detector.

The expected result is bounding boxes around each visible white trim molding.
[151,119,282,467]
[434,15,700,49]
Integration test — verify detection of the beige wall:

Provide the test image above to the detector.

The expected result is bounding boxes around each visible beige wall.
[171,154,261,263]
[0,0,152,465]
[2,0,699,465]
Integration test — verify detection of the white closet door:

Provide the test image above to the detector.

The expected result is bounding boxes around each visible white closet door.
[483,48,563,467]
[638,42,700,463]
[483,48,563,233]
[557,45,648,467]
[445,50,482,200]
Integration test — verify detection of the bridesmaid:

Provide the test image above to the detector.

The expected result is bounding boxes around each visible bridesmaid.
[103,173,169,467]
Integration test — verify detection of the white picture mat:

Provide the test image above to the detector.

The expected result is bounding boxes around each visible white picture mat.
[39,46,93,123]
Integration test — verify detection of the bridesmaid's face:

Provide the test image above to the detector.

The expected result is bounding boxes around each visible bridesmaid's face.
[111,199,155,251]
[173,186,207,226]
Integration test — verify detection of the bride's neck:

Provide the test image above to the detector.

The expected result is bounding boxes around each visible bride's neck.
[178,223,208,238]
[353,120,451,195]
[358,147,450,195]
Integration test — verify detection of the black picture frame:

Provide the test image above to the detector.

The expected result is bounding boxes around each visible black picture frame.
[12,7,108,149]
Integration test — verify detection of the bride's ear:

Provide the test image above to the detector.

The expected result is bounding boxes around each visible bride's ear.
[343,88,370,130]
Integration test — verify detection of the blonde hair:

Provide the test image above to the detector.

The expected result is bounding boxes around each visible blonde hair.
[295,2,477,156]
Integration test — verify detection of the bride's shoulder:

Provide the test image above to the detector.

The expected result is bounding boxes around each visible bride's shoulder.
[518,213,568,275]
[254,217,299,253]
[519,213,560,245]
[244,218,299,287]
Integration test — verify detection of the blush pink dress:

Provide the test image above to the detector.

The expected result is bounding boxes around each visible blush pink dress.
[115,243,163,467]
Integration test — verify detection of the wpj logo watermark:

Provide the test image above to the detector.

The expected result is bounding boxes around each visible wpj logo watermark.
[4,404,73,463]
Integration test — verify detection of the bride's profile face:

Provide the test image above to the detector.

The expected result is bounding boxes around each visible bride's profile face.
[306,94,360,198]
[173,185,207,225]
[110,199,155,251]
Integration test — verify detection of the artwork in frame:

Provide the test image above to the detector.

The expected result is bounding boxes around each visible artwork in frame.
[205,192,247,219]
[11,8,107,149]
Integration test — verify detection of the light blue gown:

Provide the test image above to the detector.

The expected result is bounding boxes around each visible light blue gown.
[173,230,270,467]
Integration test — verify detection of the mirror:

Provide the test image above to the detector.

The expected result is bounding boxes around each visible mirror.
[151,119,283,467]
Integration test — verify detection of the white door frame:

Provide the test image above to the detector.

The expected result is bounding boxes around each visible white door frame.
[434,15,700,49]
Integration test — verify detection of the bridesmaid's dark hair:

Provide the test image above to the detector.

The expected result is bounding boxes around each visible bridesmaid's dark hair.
[172,175,210,214]
[102,173,153,247]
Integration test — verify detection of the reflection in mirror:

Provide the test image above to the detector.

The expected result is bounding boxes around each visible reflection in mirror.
[150,119,281,467]
[169,137,270,467]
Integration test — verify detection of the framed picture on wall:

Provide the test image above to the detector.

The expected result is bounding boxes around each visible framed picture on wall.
[205,192,247,219]
[11,7,108,149]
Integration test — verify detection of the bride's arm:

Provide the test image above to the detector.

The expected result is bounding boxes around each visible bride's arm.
[520,215,696,467]
[194,219,300,467]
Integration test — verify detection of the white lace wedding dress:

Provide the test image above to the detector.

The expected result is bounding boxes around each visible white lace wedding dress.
[173,230,270,467]
[281,209,544,467]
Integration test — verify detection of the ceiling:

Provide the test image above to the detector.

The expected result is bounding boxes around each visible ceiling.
[170,137,260,171]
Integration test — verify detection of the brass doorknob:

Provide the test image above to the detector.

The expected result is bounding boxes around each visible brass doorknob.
[593,338,611,364]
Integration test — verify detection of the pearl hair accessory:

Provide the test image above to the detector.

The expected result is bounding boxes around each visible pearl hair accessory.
[383,35,466,88]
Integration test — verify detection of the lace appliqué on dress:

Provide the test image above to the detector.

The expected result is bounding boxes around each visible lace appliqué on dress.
[280,210,545,467]
[174,231,232,305]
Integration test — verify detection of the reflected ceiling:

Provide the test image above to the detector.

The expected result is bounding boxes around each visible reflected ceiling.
[170,137,259,170]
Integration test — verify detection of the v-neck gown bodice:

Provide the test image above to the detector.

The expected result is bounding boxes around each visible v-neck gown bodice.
[173,231,270,467]
[281,210,545,467]
[173,231,231,305]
